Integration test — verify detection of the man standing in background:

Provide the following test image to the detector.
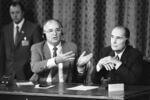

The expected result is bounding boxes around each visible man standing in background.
[1,1,43,80]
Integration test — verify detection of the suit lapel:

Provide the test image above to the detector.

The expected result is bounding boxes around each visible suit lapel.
[62,42,65,53]
[61,41,68,53]
[8,23,15,49]
[43,42,51,59]
[120,46,129,63]
[15,21,26,47]
[61,41,70,65]
[61,41,72,75]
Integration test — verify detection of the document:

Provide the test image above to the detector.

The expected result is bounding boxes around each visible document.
[16,81,34,86]
[34,84,55,89]
[67,85,99,91]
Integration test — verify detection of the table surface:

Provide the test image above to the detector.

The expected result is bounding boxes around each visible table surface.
[0,82,150,100]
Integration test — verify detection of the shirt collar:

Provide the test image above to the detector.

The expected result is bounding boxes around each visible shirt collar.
[47,41,62,52]
[115,47,126,60]
[14,18,25,30]
[47,42,62,57]
[47,42,61,49]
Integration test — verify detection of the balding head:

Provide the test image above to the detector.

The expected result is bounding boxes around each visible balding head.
[43,19,63,33]
[43,19,63,46]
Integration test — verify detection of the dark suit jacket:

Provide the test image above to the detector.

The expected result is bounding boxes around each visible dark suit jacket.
[2,20,43,80]
[91,45,143,85]
[30,41,82,83]
[0,33,5,77]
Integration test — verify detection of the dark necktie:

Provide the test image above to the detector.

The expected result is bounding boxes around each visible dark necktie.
[115,55,119,60]
[15,26,19,45]
[51,46,58,78]
[53,46,57,57]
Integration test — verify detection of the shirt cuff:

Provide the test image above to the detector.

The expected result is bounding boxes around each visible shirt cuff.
[77,66,85,73]
[47,58,57,69]
[115,61,122,70]
[96,64,101,72]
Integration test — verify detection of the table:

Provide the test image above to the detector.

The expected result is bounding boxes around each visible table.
[0,82,150,100]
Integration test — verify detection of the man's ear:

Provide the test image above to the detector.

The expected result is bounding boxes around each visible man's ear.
[61,32,64,35]
[42,33,46,40]
[22,11,24,17]
[60,33,64,41]
[125,38,129,45]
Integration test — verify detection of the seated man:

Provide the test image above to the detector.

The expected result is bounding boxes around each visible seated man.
[30,19,92,85]
[91,26,143,85]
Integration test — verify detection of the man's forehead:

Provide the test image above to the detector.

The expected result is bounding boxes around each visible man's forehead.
[10,5,21,10]
[45,21,60,28]
[111,28,125,37]
[48,20,59,25]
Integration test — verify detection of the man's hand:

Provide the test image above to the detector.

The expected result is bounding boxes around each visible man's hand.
[77,51,93,73]
[77,51,93,67]
[106,56,122,70]
[96,56,112,71]
[55,51,75,64]
[96,56,122,71]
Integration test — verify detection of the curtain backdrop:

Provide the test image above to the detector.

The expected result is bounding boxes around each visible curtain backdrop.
[0,0,150,66]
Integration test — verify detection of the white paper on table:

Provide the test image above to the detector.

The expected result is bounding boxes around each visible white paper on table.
[67,85,99,91]
[16,81,34,86]
[34,84,55,89]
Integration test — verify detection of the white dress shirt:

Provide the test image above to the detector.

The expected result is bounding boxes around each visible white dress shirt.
[46,42,64,83]
[114,48,125,60]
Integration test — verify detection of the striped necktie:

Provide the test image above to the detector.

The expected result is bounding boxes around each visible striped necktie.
[53,46,57,57]
[51,46,58,79]
[14,26,19,45]
[115,55,119,60]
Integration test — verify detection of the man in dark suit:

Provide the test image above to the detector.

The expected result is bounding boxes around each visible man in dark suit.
[30,19,93,85]
[1,1,43,80]
[0,33,5,77]
[91,26,143,85]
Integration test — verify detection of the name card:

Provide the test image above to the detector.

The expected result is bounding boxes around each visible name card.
[108,83,124,92]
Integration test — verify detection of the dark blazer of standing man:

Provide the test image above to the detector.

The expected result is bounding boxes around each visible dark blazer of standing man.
[91,26,143,85]
[1,1,43,80]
